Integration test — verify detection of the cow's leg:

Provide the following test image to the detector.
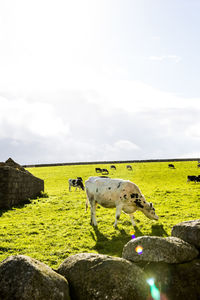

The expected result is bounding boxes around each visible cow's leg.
[69,184,71,192]
[90,200,97,226]
[129,214,136,227]
[114,204,122,228]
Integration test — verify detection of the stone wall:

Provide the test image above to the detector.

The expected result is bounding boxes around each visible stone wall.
[0,158,44,209]
[23,157,199,168]
[0,220,199,299]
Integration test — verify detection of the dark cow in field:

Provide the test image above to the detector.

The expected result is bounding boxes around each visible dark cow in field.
[95,168,102,173]
[187,175,200,183]
[126,165,132,171]
[69,177,85,192]
[168,164,175,169]
[101,168,109,175]
[110,165,116,170]
[85,176,158,228]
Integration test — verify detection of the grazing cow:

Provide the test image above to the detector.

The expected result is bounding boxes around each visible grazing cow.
[85,177,158,228]
[69,178,85,192]
[101,168,109,175]
[95,168,102,173]
[187,175,200,183]
[126,165,132,171]
[110,165,116,170]
[168,164,175,169]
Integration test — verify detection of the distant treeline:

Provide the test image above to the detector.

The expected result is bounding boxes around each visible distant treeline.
[23,158,200,168]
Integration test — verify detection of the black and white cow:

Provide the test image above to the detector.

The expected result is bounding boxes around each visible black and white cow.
[95,168,102,173]
[168,164,175,169]
[101,168,109,175]
[126,165,132,171]
[85,177,158,228]
[69,177,84,192]
[187,175,200,183]
[110,165,116,170]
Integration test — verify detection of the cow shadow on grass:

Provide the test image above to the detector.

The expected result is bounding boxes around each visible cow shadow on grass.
[150,224,168,237]
[90,225,144,257]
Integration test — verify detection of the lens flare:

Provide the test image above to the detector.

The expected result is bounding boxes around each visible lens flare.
[147,278,160,300]
[130,230,136,239]
[147,278,155,286]
[135,245,143,254]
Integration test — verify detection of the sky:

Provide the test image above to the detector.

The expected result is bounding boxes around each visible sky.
[1,0,200,165]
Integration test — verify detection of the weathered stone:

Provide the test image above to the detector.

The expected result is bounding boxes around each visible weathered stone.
[5,158,30,174]
[57,253,149,300]
[136,259,200,300]
[0,255,71,300]
[171,219,200,249]
[0,158,44,209]
[122,236,199,263]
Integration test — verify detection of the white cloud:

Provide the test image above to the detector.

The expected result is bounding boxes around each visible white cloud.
[114,140,140,151]
[186,123,200,138]
[149,55,181,63]
[0,95,70,141]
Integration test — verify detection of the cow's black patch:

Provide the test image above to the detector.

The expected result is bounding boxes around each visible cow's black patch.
[116,215,120,220]
[72,179,76,185]
[131,193,139,198]
[117,182,121,188]
[134,199,144,208]
[108,187,111,190]
[124,194,127,199]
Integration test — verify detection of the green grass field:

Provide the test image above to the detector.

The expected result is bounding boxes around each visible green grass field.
[0,161,199,268]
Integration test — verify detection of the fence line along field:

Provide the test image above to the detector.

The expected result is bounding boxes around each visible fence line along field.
[0,161,199,268]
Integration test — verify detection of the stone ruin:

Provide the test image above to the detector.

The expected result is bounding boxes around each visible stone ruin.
[0,158,44,209]
[0,219,199,300]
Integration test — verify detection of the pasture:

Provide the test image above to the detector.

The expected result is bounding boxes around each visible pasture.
[0,161,199,268]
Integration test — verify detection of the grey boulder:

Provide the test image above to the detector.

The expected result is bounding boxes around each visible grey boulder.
[171,219,200,249]
[137,259,200,300]
[57,253,149,300]
[0,255,71,300]
[122,236,199,263]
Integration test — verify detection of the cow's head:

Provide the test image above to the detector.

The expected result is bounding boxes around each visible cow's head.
[142,202,159,220]
[78,180,85,191]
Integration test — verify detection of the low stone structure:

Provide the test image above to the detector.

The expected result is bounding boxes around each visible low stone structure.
[0,220,199,299]
[0,158,44,209]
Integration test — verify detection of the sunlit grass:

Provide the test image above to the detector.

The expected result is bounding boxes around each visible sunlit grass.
[0,161,199,268]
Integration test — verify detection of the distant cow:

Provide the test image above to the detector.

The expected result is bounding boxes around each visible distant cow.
[101,168,109,175]
[85,177,158,228]
[69,178,84,192]
[95,168,102,173]
[126,165,132,171]
[168,164,175,169]
[110,165,116,170]
[187,175,200,183]
[197,164,200,168]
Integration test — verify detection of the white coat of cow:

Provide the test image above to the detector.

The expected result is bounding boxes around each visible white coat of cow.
[85,177,158,228]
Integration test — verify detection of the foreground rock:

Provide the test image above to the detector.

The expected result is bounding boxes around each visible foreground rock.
[57,253,149,300]
[135,258,200,300]
[0,255,71,300]
[172,219,200,249]
[122,236,199,263]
